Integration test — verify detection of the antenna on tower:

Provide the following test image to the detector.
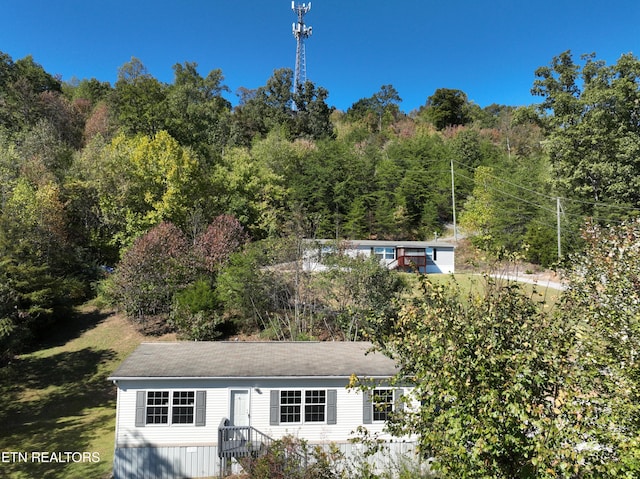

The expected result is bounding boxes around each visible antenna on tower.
[291,1,312,103]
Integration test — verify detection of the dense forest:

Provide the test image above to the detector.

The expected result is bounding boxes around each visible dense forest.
[2,49,640,360]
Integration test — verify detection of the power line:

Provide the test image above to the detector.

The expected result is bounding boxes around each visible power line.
[451,159,556,202]
[451,158,640,216]
[455,169,629,226]
[454,170,557,215]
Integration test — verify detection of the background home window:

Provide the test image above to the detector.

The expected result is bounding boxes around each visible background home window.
[304,390,326,422]
[146,391,169,424]
[374,247,395,260]
[280,390,302,423]
[372,388,394,421]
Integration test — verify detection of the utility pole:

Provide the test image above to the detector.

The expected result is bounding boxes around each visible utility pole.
[557,197,562,259]
[451,159,457,242]
[291,1,312,103]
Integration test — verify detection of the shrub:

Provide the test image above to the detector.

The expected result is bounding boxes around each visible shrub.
[244,436,343,479]
[169,279,223,340]
[108,222,193,332]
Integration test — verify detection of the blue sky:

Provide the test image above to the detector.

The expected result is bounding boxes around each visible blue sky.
[2,1,639,112]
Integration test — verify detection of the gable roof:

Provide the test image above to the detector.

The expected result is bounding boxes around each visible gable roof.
[109,341,397,380]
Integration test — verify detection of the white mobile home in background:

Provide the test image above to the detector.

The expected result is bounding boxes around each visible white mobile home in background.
[304,239,455,274]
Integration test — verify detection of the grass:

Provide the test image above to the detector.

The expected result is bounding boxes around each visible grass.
[403,272,563,312]
[0,304,151,479]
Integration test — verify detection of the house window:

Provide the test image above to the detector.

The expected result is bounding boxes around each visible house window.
[305,390,326,422]
[374,247,395,260]
[145,391,194,425]
[146,391,169,424]
[280,390,302,423]
[372,388,394,422]
[172,391,195,424]
[280,390,326,423]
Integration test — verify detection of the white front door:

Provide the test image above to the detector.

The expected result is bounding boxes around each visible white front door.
[230,390,250,427]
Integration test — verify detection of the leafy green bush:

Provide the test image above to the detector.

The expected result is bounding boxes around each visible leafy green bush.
[317,253,406,340]
[523,224,557,267]
[168,279,223,340]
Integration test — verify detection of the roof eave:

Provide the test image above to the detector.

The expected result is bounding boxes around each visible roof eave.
[108,374,395,381]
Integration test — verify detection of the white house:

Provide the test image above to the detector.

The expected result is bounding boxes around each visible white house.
[304,239,455,274]
[109,341,416,479]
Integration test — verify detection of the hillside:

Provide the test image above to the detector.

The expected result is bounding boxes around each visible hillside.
[5,49,639,368]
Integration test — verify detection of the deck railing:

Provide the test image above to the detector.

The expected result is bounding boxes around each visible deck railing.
[397,255,427,269]
[218,417,309,477]
[218,418,273,459]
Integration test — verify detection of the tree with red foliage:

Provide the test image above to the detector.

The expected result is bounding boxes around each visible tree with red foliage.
[194,214,248,274]
[107,222,193,332]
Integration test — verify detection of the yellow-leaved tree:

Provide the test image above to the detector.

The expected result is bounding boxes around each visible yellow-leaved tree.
[76,130,202,250]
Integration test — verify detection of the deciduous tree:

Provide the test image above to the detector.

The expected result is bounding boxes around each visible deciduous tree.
[559,219,640,474]
[362,275,623,478]
[165,62,231,154]
[106,222,192,331]
[532,51,640,220]
[292,80,335,140]
[421,88,472,130]
[75,130,203,250]
[193,214,248,273]
[113,57,168,136]
[210,146,287,239]
[346,84,402,132]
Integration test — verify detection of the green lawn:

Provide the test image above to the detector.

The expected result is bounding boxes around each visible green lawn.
[404,272,563,311]
[0,305,146,479]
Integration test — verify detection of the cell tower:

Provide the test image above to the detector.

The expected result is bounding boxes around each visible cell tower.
[291,1,312,95]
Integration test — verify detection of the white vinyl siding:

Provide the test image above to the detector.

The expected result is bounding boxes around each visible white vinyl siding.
[117,381,223,447]
[426,247,455,273]
[115,378,400,448]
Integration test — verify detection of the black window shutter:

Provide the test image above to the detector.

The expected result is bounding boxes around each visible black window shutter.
[362,390,372,424]
[327,389,337,425]
[135,391,146,427]
[195,390,206,426]
[270,390,280,425]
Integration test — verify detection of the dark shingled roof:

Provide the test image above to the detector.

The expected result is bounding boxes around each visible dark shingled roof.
[109,342,398,379]
[311,239,455,249]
